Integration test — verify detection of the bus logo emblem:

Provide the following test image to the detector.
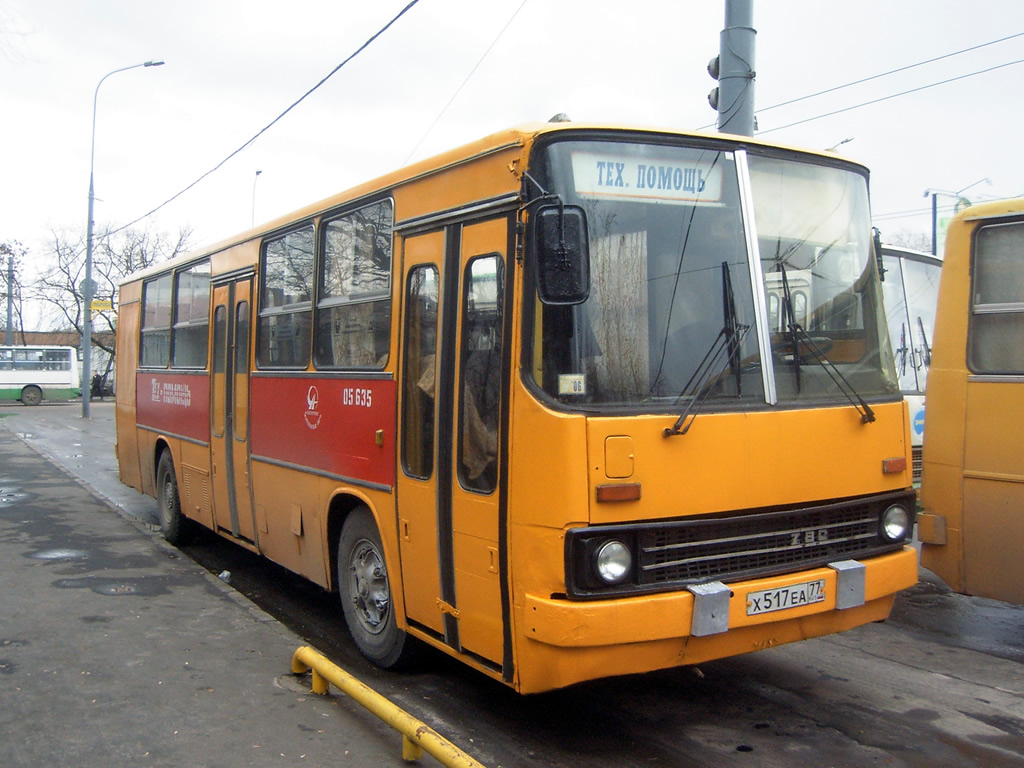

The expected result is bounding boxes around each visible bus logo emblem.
[304,385,321,430]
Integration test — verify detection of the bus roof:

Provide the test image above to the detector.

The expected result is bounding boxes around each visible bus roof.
[122,121,870,285]
[957,196,1024,223]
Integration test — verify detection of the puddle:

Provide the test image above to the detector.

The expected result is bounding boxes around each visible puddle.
[53,576,174,597]
[30,549,89,561]
[0,493,28,506]
[0,486,30,507]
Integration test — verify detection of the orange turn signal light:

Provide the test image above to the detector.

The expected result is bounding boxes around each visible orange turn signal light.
[596,483,642,502]
[882,456,907,474]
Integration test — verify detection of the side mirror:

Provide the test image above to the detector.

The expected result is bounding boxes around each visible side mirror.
[533,204,590,305]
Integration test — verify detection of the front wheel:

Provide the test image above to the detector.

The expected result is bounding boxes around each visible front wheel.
[337,508,418,669]
[21,385,42,406]
[156,451,193,545]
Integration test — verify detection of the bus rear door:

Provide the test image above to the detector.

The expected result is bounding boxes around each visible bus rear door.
[211,277,256,543]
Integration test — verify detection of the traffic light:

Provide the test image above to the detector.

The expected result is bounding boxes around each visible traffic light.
[707,55,720,111]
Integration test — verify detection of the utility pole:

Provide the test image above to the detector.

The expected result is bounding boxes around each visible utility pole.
[707,0,756,137]
[5,254,12,345]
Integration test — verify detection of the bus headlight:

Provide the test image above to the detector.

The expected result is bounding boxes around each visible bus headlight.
[881,504,910,542]
[594,539,632,585]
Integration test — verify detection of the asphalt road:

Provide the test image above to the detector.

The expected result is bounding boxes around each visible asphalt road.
[3,400,1023,767]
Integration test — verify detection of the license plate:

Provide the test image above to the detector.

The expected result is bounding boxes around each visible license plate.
[746,579,825,615]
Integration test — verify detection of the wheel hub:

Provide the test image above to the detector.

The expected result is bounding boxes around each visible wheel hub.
[350,539,389,634]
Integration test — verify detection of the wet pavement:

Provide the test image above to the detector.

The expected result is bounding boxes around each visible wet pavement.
[2,401,1023,768]
[0,402,428,767]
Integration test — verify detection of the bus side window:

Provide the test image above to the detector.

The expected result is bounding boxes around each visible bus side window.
[969,221,1024,373]
[401,266,439,479]
[172,261,211,368]
[257,227,314,368]
[141,274,173,367]
[316,200,393,369]
[458,255,504,493]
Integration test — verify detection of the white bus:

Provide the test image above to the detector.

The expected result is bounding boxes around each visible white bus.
[0,346,81,405]
[880,247,942,483]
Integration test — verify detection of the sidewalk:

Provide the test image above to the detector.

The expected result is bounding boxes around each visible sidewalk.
[0,407,407,766]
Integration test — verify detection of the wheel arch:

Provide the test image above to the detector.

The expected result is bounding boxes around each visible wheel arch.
[326,491,380,594]
[151,437,174,489]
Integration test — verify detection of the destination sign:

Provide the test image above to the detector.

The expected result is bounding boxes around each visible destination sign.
[571,151,723,204]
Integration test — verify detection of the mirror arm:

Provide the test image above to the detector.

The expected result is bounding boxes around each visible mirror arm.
[872,227,886,282]
[521,171,568,215]
[520,173,573,267]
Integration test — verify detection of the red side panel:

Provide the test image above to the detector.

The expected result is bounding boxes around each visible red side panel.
[136,372,211,443]
[249,376,397,488]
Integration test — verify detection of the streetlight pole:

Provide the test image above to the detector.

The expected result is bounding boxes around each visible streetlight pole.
[83,59,164,418]
[922,178,991,257]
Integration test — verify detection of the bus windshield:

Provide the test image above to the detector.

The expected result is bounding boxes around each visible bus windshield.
[528,139,898,412]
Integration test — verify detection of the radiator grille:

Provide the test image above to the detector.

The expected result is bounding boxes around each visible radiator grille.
[912,446,923,483]
[565,491,915,598]
[638,503,878,586]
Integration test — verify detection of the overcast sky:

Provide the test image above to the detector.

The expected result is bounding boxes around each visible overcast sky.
[2,0,1022,273]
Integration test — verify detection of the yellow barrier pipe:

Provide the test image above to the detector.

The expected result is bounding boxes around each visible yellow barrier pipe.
[291,646,487,767]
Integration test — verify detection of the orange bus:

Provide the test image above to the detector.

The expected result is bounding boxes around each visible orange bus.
[919,198,1024,605]
[116,122,918,693]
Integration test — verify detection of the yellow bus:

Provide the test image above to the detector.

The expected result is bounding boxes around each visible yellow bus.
[115,122,918,693]
[919,198,1024,606]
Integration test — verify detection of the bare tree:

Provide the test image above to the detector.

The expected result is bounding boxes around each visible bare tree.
[33,225,192,377]
[0,240,27,343]
[886,231,932,254]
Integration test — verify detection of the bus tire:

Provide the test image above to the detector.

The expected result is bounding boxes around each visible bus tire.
[156,451,193,545]
[21,385,42,406]
[337,507,418,669]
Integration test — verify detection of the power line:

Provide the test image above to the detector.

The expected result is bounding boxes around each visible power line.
[874,197,996,223]
[758,58,1024,135]
[759,31,1024,115]
[696,31,1024,132]
[404,0,529,165]
[109,0,421,237]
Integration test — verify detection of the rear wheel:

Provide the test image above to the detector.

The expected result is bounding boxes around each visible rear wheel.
[337,507,418,668]
[156,451,193,545]
[21,386,42,406]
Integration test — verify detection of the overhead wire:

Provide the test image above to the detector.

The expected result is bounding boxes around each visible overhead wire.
[108,0,421,237]
[758,58,1024,135]
[759,31,1024,115]
[403,0,529,165]
[697,31,1024,132]
[106,18,1021,235]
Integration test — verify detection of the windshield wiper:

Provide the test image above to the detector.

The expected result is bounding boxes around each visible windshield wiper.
[896,322,909,377]
[916,316,932,369]
[778,263,804,392]
[722,259,745,394]
[664,263,751,437]
[777,262,876,424]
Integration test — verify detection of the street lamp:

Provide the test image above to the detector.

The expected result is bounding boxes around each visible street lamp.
[923,178,991,256]
[252,169,263,226]
[83,59,164,418]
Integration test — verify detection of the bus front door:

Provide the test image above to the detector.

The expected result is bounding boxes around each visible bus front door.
[397,219,508,671]
[211,278,256,544]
